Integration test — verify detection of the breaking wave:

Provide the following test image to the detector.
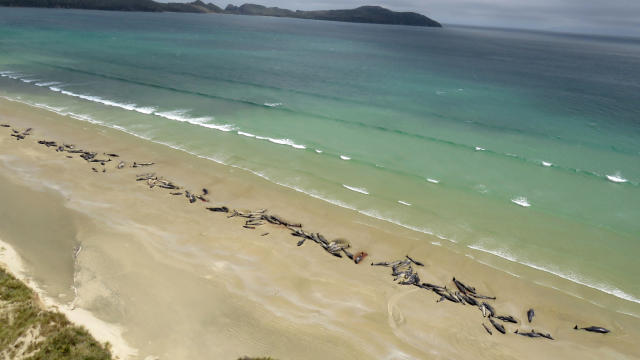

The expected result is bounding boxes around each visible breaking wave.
[48,86,158,115]
[511,196,531,207]
[154,110,234,132]
[606,174,628,183]
[342,184,369,195]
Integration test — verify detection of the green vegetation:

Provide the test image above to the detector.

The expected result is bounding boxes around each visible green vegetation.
[0,0,222,13]
[225,4,442,27]
[0,0,164,11]
[0,267,112,360]
[0,0,441,27]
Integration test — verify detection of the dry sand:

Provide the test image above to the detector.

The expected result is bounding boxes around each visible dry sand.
[0,97,639,359]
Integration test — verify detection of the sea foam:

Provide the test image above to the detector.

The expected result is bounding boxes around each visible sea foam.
[511,196,531,207]
[10,74,311,149]
[253,135,306,149]
[154,110,234,132]
[342,184,369,195]
[35,81,61,87]
[0,72,25,80]
[49,86,158,115]
[265,137,306,149]
[606,174,628,183]
[237,131,256,138]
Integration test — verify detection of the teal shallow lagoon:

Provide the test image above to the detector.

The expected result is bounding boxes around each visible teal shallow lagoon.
[1,8,639,314]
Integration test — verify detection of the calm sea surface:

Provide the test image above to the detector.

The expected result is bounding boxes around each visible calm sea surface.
[1,8,639,311]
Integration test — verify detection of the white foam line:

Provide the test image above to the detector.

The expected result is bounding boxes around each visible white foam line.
[237,131,256,138]
[266,137,306,149]
[34,103,68,115]
[315,149,323,154]
[13,95,640,311]
[231,167,359,211]
[474,258,522,278]
[398,200,412,206]
[261,136,305,149]
[340,155,351,160]
[542,161,552,167]
[468,244,640,304]
[475,146,485,151]
[511,196,531,207]
[154,110,234,132]
[606,174,628,183]
[5,74,153,116]
[616,310,640,319]
[1,73,26,80]
[13,77,311,150]
[281,186,358,211]
[49,86,159,115]
[358,209,436,236]
[426,178,440,184]
[134,106,157,115]
[35,81,61,87]
[342,184,369,195]
[6,96,455,245]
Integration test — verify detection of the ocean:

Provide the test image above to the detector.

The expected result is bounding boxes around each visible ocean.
[1,8,639,312]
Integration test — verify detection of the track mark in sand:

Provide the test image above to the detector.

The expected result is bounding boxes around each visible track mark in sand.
[387,288,420,329]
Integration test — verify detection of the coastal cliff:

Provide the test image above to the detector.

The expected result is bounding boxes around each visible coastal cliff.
[0,0,442,27]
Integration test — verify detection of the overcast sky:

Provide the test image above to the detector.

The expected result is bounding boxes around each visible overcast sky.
[160,0,640,36]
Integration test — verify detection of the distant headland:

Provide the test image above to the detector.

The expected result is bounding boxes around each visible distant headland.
[0,0,442,27]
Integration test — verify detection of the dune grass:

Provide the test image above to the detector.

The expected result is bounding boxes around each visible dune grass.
[1,266,278,359]
[0,267,112,360]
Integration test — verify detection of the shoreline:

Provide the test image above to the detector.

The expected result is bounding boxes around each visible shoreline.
[0,98,639,359]
[4,94,639,313]
[0,237,135,359]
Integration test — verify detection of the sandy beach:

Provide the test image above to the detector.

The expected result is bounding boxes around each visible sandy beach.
[1,97,639,359]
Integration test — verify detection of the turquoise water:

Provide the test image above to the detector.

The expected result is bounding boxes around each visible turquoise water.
[1,9,639,309]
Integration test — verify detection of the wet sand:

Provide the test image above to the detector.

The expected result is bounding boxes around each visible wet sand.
[0,97,639,360]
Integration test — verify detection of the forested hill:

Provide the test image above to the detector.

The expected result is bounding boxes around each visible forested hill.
[0,0,442,27]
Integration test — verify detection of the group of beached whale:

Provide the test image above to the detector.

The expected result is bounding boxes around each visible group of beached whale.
[1,123,612,340]
[371,256,610,337]
[0,124,155,173]
[3,124,33,140]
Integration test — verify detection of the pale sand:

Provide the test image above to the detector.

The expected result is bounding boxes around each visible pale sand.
[0,97,639,359]
[0,238,136,359]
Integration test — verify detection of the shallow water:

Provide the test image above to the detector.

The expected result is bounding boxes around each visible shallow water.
[1,98,639,359]
[0,166,79,300]
[0,8,639,312]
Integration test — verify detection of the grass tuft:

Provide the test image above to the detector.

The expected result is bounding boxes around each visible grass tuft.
[0,267,112,359]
